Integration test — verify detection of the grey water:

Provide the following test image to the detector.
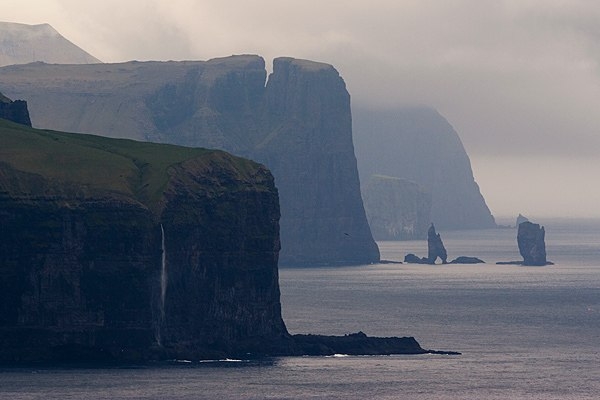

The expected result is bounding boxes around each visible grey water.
[1,218,599,399]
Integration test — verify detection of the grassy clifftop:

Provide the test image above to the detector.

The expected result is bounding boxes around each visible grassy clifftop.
[0,118,265,211]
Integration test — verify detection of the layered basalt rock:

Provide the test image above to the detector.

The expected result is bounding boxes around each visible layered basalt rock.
[0,55,378,266]
[0,92,31,126]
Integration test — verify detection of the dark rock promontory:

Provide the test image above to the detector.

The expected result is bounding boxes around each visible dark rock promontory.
[0,92,31,126]
[518,221,548,266]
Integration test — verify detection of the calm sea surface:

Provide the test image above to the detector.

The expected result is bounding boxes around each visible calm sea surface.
[1,218,599,399]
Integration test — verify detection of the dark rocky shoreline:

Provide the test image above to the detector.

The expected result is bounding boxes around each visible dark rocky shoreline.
[0,331,459,366]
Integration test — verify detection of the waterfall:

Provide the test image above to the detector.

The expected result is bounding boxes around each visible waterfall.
[160,224,167,321]
[155,223,167,346]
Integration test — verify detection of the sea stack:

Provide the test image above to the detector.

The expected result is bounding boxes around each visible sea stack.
[427,223,448,264]
[517,221,547,266]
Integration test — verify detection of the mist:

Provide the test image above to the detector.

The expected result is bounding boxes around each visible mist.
[3,0,599,217]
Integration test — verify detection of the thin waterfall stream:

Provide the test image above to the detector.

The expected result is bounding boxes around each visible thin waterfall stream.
[156,223,167,346]
[160,224,167,320]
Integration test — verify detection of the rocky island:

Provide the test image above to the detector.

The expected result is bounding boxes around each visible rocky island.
[0,116,455,363]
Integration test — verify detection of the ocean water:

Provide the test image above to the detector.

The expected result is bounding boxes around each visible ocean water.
[1,219,599,399]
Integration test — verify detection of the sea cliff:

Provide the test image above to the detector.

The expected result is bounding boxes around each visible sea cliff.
[0,119,284,362]
[0,119,437,363]
[0,56,379,265]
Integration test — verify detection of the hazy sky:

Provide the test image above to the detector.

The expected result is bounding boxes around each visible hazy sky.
[3,0,599,218]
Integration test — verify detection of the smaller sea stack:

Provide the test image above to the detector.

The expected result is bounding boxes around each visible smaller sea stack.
[427,223,448,264]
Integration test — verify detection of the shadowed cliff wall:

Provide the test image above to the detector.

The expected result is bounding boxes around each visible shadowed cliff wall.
[0,120,285,362]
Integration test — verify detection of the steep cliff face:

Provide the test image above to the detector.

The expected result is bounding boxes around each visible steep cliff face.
[362,175,431,240]
[0,21,100,66]
[0,119,285,362]
[353,107,495,231]
[258,58,378,265]
[0,92,31,126]
[0,56,379,265]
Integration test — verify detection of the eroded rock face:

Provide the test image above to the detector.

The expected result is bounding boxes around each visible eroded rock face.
[0,92,31,126]
[0,55,378,266]
[427,224,448,264]
[0,122,285,362]
[517,221,547,266]
[362,175,431,240]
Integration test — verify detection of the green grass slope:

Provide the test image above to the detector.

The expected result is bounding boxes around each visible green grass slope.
[0,118,261,210]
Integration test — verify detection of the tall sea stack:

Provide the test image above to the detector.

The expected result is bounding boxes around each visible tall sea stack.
[0,56,379,266]
[517,221,547,266]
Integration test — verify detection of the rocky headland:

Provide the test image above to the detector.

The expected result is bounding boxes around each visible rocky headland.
[0,119,452,364]
[0,55,378,266]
